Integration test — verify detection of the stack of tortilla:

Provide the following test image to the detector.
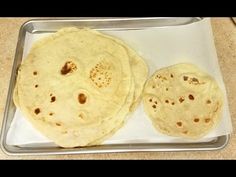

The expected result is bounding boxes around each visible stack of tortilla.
[13,27,148,148]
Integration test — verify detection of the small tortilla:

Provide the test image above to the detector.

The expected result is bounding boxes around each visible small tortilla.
[143,63,223,139]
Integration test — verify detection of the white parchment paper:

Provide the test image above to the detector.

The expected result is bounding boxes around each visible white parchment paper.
[6,18,232,146]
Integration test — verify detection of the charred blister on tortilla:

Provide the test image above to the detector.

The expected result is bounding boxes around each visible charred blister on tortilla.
[182,75,206,85]
[49,93,56,103]
[60,61,77,75]
[34,108,40,115]
[78,93,87,104]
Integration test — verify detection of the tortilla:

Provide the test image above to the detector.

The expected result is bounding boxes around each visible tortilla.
[143,63,223,139]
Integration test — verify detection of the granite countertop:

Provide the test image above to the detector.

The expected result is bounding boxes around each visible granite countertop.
[0,18,235,159]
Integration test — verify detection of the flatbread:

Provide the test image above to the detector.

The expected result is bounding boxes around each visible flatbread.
[14,28,140,147]
[143,63,223,139]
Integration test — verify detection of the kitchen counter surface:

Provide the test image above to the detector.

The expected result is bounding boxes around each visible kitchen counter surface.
[0,18,235,159]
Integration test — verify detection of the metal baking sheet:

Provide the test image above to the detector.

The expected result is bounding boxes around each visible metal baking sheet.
[0,17,230,155]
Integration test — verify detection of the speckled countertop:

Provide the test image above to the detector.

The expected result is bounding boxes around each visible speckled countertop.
[0,18,235,159]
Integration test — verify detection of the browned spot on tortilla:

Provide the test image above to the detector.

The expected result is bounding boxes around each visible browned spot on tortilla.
[179,97,184,103]
[189,77,201,85]
[182,130,188,134]
[166,88,168,91]
[51,96,56,103]
[194,118,199,123]
[34,108,40,115]
[152,105,156,108]
[192,78,199,82]
[205,118,211,123]
[183,76,188,81]
[154,101,157,104]
[171,102,175,105]
[61,61,77,75]
[152,85,155,89]
[78,93,87,104]
[149,98,152,102]
[206,100,211,104]
[56,123,61,126]
[78,113,84,119]
[170,74,174,78]
[165,100,169,103]
[49,112,54,116]
[188,94,194,100]
[176,122,182,127]
[35,84,38,88]
[33,71,37,75]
